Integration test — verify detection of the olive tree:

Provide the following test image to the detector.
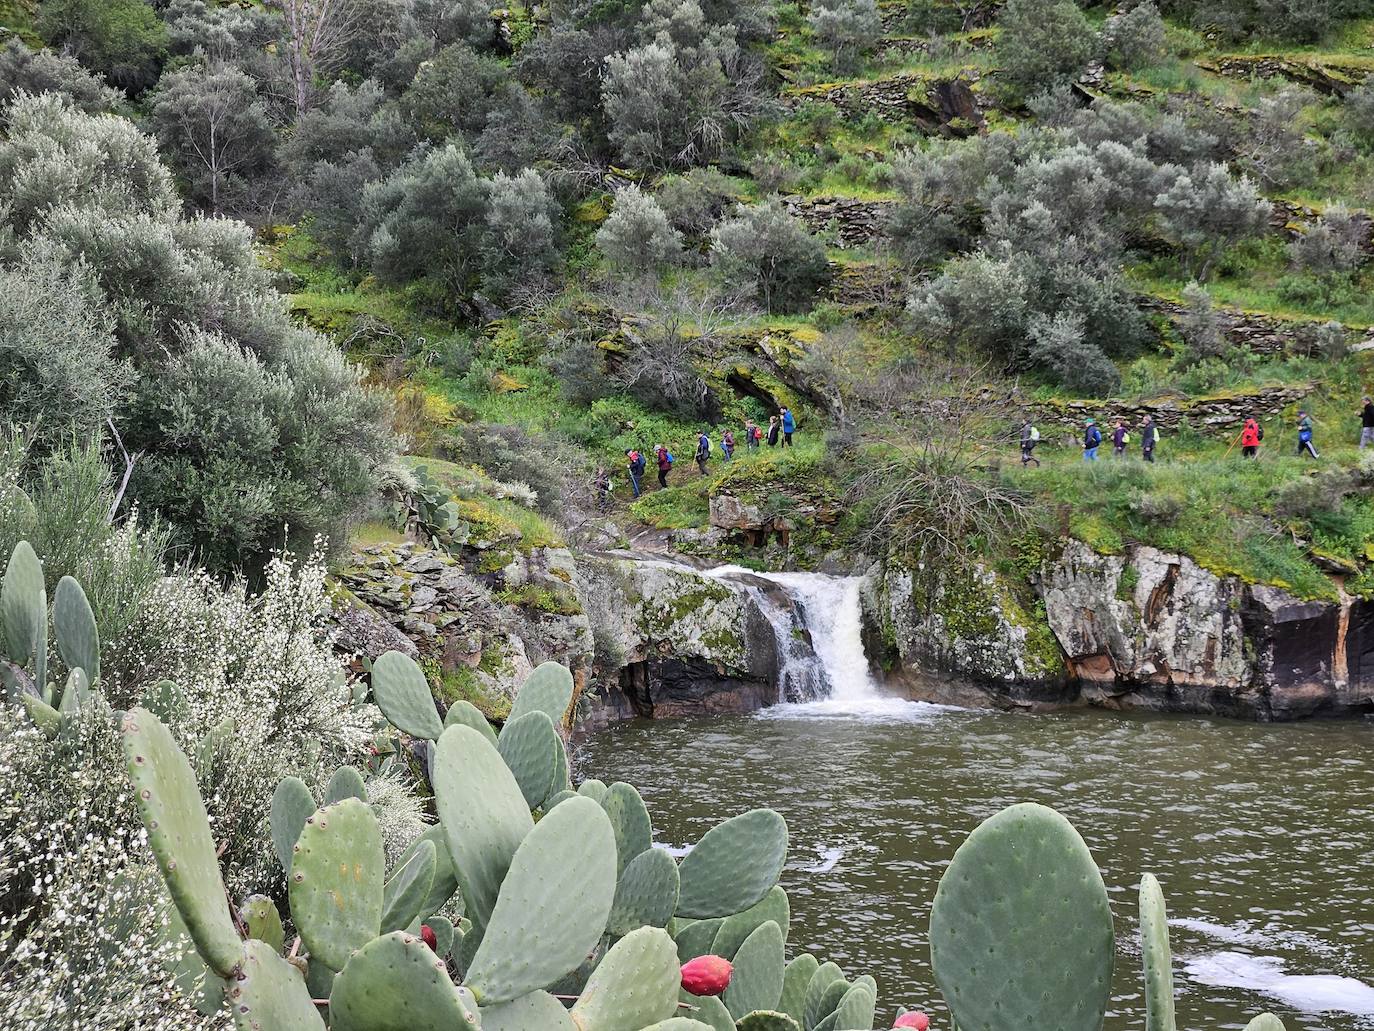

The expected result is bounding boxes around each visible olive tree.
[710,199,828,312]
[0,38,122,111]
[596,185,684,272]
[807,0,881,71]
[992,0,1095,100]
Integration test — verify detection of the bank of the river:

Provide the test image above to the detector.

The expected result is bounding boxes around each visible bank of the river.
[575,705,1374,1031]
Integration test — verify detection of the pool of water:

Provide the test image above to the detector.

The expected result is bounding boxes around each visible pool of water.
[574,700,1374,1031]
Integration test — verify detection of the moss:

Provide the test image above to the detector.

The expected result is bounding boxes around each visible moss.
[931,566,1002,641]
[437,665,512,721]
[495,582,584,617]
[1117,564,1141,600]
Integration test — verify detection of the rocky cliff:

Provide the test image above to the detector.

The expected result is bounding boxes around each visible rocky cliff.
[871,540,1374,719]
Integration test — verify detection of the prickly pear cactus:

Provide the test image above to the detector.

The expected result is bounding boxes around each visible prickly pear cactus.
[496,710,562,809]
[570,926,682,1031]
[243,894,285,953]
[778,954,819,1025]
[329,931,479,1031]
[443,698,499,744]
[396,824,461,920]
[677,809,788,919]
[465,795,617,1004]
[508,660,575,726]
[381,838,437,933]
[372,649,442,740]
[830,981,876,1030]
[737,1012,803,1031]
[433,724,534,930]
[602,781,654,876]
[674,917,725,963]
[1243,1015,1287,1031]
[1139,873,1176,1031]
[270,775,317,874]
[929,802,1114,1031]
[608,844,680,935]
[478,990,576,1031]
[227,939,326,1031]
[2,540,47,695]
[803,963,846,1031]
[121,708,242,977]
[684,992,735,1031]
[711,886,789,959]
[52,574,99,685]
[723,920,785,1019]
[289,798,385,972]
[324,766,367,805]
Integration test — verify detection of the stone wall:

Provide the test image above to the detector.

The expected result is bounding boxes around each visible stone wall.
[1198,55,1369,96]
[1031,382,1315,436]
[785,73,985,134]
[1140,296,1369,356]
[783,195,895,248]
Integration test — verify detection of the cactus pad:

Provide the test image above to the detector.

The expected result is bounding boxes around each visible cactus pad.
[289,798,384,972]
[2,541,45,680]
[226,939,325,1031]
[324,766,367,805]
[602,782,653,876]
[677,809,788,919]
[372,650,443,740]
[425,915,454,957]
[641,1021,714,1031]
[329,931,479,1031]
[929,802,1114,1031]
[570,926,681,1031]
[479,990,577,1031]
[270,776,316,874]
[577,779,609,802]
[609,845,681,935]
[242,894,285,953]
[803,963,846,1031]
[122,708,242,977]
[444,698,499,745]
[433,724,534,930]
[52,574,99,685]
[543,788,578,810]
[497,710,562,809]
[398,824,461,919]
[1243,1015,1286,1031]
[737,1013,803,1031]
[778,955,818,1025]
[723,920,785,1019]
[1139,874,1176,1031]
[382,838,437,933]
[508,660,574,726]
[674,918,725,963]
[21,693,60,734]
[711,886,790,959]
[830,983,876,1030]
[683,991,736,1031]
[466,795,617,1004]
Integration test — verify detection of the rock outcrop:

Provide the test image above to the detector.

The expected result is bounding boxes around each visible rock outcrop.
[1140,296,1368,356]
[785,73,985,134]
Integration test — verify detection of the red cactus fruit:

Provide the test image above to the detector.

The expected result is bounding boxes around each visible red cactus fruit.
[894,1011,929,1030]
[680,955,733,996]
[420,924,438,952]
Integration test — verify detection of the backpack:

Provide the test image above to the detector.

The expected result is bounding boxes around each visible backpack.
[664,450,674,465]
[1029,426,1040,442]
[1123,432,1130,444]
[753,427,763,442]
[633,454,646,474]
[1257,425,1264,441]
[1087,427,1101,447]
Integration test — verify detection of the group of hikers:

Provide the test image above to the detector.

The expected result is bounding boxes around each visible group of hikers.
[600,406,797,507]
[1018,404,1340,467]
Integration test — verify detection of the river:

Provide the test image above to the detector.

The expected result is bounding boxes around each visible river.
[574,572,1374,1031]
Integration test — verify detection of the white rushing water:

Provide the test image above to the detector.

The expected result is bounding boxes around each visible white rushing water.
[706,566,959,721]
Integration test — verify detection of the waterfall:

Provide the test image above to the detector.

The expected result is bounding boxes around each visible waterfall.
[705,567,881,703]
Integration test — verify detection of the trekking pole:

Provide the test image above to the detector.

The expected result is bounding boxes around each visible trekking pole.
[1222,428,1244,460]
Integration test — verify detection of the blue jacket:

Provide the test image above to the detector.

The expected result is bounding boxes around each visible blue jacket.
[781,410,795,433]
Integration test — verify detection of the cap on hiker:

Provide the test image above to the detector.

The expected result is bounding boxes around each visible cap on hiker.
[1085,418,1096,425]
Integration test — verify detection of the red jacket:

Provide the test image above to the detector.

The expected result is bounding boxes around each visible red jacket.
[1240,420,1260,447]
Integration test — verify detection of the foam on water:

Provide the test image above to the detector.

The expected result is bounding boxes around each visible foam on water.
[1185,952,1374,1017]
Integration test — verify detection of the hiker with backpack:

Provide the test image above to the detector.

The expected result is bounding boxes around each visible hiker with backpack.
[767,416,780,447]
[1360,396,1374,448]
[1240,416,1261,459]
[654,444,672,488]
[696,430,711,475]
[1140,415,1159,463]
[1019,419,1040,467]
[780,407,796,447]
[1111,419,1129,458]
[1297,410,1319,459]
[1082,418,1102,461]
[625,448,646,497]
[744,420,760,449]
[722,429,735,461]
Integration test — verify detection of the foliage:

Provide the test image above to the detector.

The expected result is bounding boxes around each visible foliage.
[1100,1,1168,71]
[37,0,168,94]
[0,38,122,111]
[806,0,881,71]
[710,199,828,313]
[992,0,1095,100]
[596,185,684,273]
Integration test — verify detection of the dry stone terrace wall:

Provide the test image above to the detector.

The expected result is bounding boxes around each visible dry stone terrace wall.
[1198,54,1374,96]
[1140,296,1372,356]
[1030,382,1315,435]
[783,195,895,247]
[784,73,986,133]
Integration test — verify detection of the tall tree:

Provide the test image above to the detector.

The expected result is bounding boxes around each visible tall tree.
[269,0,363,118]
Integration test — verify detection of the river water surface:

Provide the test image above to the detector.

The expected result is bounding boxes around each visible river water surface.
[574,575,1374,1031]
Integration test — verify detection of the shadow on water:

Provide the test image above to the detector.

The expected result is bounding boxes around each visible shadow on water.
[574,702,1374,1031]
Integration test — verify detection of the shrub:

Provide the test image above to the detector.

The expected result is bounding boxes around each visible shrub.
[807,0,882,71]
[0,38,122,111]
[1100,1,1168,71]
[993,0,1096,101]
[401,43,509,141]
[655,166,740,237]
[710,198,828,312]
[1178,281,1225,359]
[483,168,560,297]
[1346,75,1374,145]
[596,185,683,272]
[1288,204,1368,274]
[37,0,168,94]
[1154,163,1270,280]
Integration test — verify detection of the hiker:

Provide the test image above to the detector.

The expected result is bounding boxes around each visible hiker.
[780,406,796,447]
[695,429,711,475]
[767,416,780,447]
[1141,415,1158,463]
[1360,396,1374,448]
[1111,419,1128,458]
[594,466,611,512]
[744,420,760,449]
[1019,419,1040,467]
[1082,418,1102,461]
[1240,416,1261,459]
[625,448,646,497]
[1297,410,1319,458]
[654,444,672,489]
[722,428,735,461]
